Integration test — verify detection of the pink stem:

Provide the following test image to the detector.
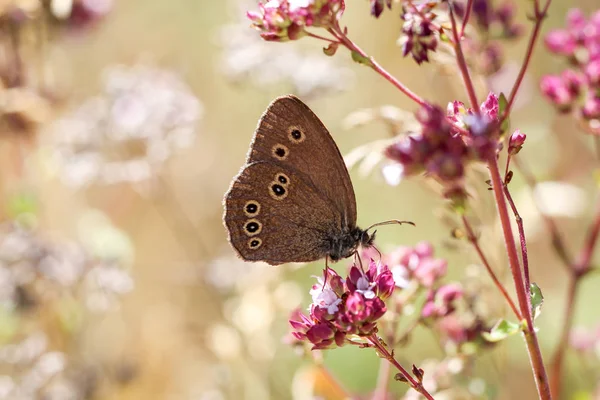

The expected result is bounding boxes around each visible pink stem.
[487,157,552,400]
[305,30,339,43]
[448,3,479,111]
[550,198,600,396]
[503,185,532,306]
[498,0,552,126]
[573,199,600,275]
[459,0,474,38]
[367,334,434,400]
[328,26,426,107]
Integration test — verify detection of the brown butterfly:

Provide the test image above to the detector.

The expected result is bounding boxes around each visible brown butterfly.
[223,95,406,266]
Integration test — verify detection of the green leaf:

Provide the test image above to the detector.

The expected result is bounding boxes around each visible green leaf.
[482,319,520,342]
[7,192,38,219]
[351,51,374,67]
[530,282,544,320]
[498,92,510,135]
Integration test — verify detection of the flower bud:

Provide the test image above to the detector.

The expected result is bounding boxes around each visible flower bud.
[508,129,526,155]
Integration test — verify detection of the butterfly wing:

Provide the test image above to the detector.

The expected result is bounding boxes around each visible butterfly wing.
[245,95,357,230]
[223,162,339,265]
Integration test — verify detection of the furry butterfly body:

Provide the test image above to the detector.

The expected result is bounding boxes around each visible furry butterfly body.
[223,95,372,266]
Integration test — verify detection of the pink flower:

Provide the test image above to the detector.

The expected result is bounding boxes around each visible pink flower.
[336,292,385,336]
[346,260,395,300]
[289,309,345,349]
[540,75,577,111]
[385,242,448,289]
[584,60,600,88]
[581,95,600,120]
[247,0,345,42]
[544,30,577,56]
[421,283,464,319]
[399,3,439,64]
[508,129,526,155]
[289,262,394,349]
[480,92,499,120]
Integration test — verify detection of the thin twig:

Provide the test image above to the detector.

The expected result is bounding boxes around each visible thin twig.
[459,0,474,38]
[498,0,552,126]
[328,24,426,107]
[462,216,522,320]
[367,334,435,400]
[503,185,532,304]
[448,2,479,110]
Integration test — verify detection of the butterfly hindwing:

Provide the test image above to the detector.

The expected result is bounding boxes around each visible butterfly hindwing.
[223,161,339,265]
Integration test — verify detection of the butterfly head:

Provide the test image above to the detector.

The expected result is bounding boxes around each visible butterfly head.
[327,227,373,262]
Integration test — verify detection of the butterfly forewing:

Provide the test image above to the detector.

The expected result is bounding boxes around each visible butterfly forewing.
[224,162,340,265]
[246,95,357,228]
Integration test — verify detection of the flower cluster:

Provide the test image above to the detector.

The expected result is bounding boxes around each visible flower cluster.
[384,93,526,204]
[398,2,439,64]
[366,243,489,352]
[48,63,203,187]
[290,262,394,349]
[0,332,97,399]
[421,283,463,319]
[220,13,353,98]
[0,219,133,312]
[541,9,600,127]
[377,242,448,290]
[247,0,345,42]
[384,94,504,203]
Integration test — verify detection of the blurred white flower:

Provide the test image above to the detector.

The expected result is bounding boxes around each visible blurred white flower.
[48,64,203,187]
[219,2,353,98]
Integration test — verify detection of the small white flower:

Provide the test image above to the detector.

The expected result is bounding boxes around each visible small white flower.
[309,277,341,314]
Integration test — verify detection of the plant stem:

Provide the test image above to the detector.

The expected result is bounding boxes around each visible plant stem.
[487,156,552,400]
[503,185,532,304]
[499,0,552,126]
[448,3,479,110]
[367,334,434,400]
[574,199,600,274]
[462,215,522,319]
[305,30,338,43]
[548,199,600,396]
[459,0,474,38]
[328,25,426,107]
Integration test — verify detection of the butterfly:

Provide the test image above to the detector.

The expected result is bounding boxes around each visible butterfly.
[223,95,407,266]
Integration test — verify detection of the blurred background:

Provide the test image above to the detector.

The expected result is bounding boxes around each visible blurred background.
[0,0,599,399]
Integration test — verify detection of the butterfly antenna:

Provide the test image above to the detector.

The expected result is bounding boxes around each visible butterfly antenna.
[365,219,415,233]
[371,245,383,261]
